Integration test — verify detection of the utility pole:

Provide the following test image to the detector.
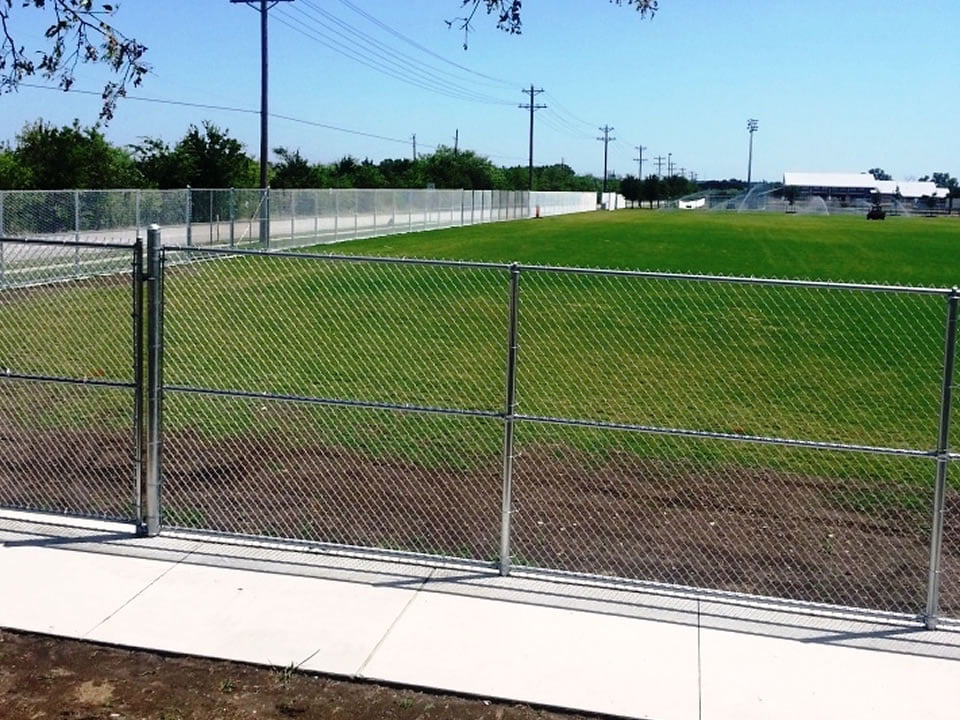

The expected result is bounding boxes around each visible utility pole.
[654,155,665,177]
[597,125,615,194]
[679,167,686,179]
[454,128,459,155]
[230,0,294,247]
[634,145,647,179]
[667,152,674,177]
[519,85,546,191]
[746,118,759,186]
[412,133,417,161]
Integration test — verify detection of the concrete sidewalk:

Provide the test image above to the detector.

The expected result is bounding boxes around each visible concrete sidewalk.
[1,511,958,720]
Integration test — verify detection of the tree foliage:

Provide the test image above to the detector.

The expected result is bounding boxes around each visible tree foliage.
[451,0,658,46]
[0,0,148,120]
[1,118,141,189]
[0,117,609,192]
[868,168,892,181]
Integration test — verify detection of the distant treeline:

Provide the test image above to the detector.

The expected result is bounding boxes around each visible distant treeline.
[0,119,618,193]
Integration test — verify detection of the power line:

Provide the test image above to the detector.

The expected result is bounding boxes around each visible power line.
[16,82,532,164]
[332,0,517,88]
[272,4,514,106]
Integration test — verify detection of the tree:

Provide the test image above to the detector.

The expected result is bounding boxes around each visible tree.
[619,174,641,205]
[451,1,659,46]
[132,122,256,189]
[0,1,147,121]
[868,168,892,181]
[271,147,318,189]
[10,118,141,188]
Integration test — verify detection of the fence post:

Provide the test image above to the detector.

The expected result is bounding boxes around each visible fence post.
[229,187,235,248]
[290,191,296,245]
[354,189,359,239]
[314,189,319,242]
[209,189,214,245]
[925,287,958,629]
[135,189,141,237]
[408,189,413,233]
[0,189,4,236]
[73,190,81,276]
[499,262,521,576]
[132,236,145,532]
[373,190,378,235]
[144,224,164,536]
[262,186,271,251]
[185,186,192,248]
[334,189,339,241]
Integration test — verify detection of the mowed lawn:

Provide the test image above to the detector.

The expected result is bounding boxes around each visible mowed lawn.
[336,209,960,286]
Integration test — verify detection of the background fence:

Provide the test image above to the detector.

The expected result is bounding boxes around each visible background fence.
[1,232,957,628]
[0,187,597,249]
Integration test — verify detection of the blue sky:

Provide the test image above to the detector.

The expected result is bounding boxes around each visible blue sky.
[2,0,958,182]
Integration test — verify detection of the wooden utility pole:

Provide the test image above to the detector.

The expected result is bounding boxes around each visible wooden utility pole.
[597,125,615,194]
[634,145,646,179]
[519,85,546,191]
[230,0,294,247]
[654,155,665,177]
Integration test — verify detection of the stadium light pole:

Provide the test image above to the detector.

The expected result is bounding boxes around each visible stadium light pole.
[746,118,759,186]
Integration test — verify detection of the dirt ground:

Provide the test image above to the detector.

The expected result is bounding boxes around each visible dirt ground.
[0,629,601,720]
[1,421,958,616]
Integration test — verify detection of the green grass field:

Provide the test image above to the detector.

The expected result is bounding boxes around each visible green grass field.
[335,210,960,287]
[2,209,958,498]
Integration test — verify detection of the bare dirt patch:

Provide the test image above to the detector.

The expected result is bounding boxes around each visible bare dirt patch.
[0,629,599,720]
[0,425,957,616]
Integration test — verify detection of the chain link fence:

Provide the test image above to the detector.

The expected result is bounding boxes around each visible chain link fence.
[0,237,142,523]
[1,231,957,627]
[0,187,591,252]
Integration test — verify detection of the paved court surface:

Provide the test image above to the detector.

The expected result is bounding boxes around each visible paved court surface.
[1,510,958,720]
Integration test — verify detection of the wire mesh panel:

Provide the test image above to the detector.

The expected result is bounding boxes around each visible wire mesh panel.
[943,483,960,619]
[0,238,140,522]
[161,392,502,559]
[515,270,947,451]
[162,249,509,411]
[510,423,937,614]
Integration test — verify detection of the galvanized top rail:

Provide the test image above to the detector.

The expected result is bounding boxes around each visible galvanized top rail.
[519,263,956,296]
[0,236,140,251]
[162,245,510,272]
[161,244,956,296]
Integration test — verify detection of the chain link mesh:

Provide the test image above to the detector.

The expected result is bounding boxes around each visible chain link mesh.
[515,270,946,451]
[161,391,501,560]
[162,250,508,411]
[510,423,938,614]
[0,239,139,521]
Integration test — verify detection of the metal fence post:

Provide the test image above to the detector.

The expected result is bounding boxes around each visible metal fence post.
[144,224,164,536]
[229,187,235,248]
[185,186,192,248]
[408,189,413,233]
[314,189,320,242]
[925,287,958,629]
[499,262,521,575]
[73,190,81,276]
[261,186,271,251]
[209,189,214,245]
[333,189,339,241]
[132,236,145,531]
[354,189,359,239]
[135,189,141,237]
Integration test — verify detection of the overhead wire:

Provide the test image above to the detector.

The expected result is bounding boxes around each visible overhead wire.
[269,3,515,106]
[331,0,518,88]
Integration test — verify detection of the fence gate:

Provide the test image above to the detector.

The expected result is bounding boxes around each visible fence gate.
[0,238,143,525]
